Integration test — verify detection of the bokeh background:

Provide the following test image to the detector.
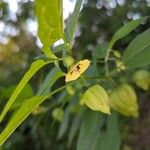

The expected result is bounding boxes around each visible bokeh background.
[0,0,150,149]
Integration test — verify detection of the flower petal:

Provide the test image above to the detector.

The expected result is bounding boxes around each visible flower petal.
[65,59,90,82]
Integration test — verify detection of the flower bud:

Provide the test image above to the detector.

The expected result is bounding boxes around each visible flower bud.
[116,60,126,72]
[133,70,150,90]
[80,84,110,114]
[109,84,138,118]
[66,84,75,95]
[63,55,75,68]
[52,108,64,122]
[113,50,121,59]
[32,106,45,115]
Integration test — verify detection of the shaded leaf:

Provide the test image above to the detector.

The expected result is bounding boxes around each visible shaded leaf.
[37,67,64,95]
[123,28,150,68]
[77,110,102,150]
[109,17,148,48]
[94,112,121,150]
[92,43,108,59]
[67,113,82,147]
[65,0,83,45]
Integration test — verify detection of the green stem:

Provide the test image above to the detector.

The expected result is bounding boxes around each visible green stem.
[104,46,119,86]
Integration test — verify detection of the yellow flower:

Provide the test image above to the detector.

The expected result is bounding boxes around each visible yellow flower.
[65,59,91,82]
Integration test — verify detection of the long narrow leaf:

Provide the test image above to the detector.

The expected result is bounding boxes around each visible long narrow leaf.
[37,67,64,95]
[0,59,50,123]
[0,85,66,145]
[65,0,83,45]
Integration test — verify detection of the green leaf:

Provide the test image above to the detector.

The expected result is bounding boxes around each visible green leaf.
[80,84,110,114]
[37,67,64,95]
[58,105,71,139]
[0,59,50,123]
[65,0,83,45]
[36,0,63,47]
[11,84,33,109]
[123,28,150,68]
[77,110,103,150]
[94,112,121,150]
[1,84,33,105]
[92,43,108,59]
[0,85,66,145]
[109,17,148,48]
[67,114,82,147]
[42,46,58,60]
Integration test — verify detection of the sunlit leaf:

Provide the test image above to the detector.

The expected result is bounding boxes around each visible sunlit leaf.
[36,0,63,47]
[0,85,66,145]
[123,28,150,68]
[0,59,50,123]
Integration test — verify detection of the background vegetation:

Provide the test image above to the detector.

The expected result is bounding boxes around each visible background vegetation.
[0,0,150,149]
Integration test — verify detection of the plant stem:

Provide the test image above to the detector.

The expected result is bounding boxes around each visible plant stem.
[104,46,119,86]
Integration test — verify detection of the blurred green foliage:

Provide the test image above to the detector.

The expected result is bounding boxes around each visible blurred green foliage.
[0,0,150,150]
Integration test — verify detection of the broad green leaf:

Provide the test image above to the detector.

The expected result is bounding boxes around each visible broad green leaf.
[0,59,50,123]
[37,67,64,95]
[0,85,66,145]
[80,84,110,114]
[65,0,83,45]
[123,28,150,68]
[77,110,103,150]
[36,0,63,47]
[109,17,148,48]
[94,112,121,150]
[92,43,108,59]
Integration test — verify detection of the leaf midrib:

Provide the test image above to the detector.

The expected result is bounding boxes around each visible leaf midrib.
[125,42,150,63]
